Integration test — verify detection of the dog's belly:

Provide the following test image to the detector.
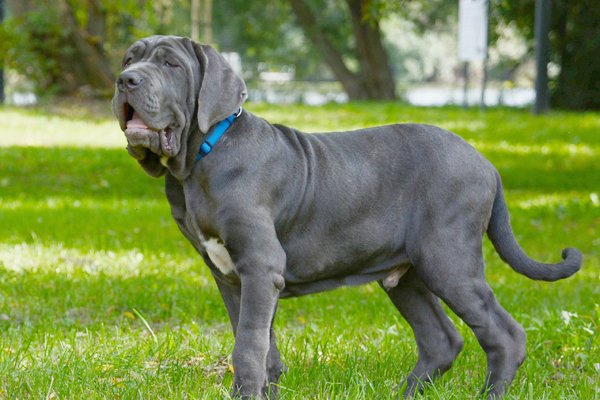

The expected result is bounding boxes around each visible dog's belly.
[278,227,410,297]
[280,258,410,298]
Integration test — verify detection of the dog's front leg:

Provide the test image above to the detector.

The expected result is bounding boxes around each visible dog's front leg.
[211,271,242,334]
[233,274,282,398]
[224,221,286,399]
[213,271,284,396]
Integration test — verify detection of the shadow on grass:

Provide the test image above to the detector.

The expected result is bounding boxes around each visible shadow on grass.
[0,147,162,200]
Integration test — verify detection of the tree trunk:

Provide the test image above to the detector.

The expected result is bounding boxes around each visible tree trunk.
[7,0,114,97]
[62,0,115,96]
[191,0,200,42]
[345,0,396,100]
[6,0,34,16]
[202,0,213,44]
[551,0,600,110]
[289,0,366,99]
[289,0,396,100]
[193,0,213,44]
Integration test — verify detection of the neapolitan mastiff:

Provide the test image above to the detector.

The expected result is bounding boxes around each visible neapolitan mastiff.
[112,36,582,398]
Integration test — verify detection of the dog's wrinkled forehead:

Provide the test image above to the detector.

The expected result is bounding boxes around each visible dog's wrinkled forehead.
[122,36,193,68]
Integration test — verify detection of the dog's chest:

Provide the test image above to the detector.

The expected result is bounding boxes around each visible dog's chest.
[181,211,237,276]
[177,181,237,276]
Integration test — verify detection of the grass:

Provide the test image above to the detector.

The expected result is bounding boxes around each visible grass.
[0,102,599,399]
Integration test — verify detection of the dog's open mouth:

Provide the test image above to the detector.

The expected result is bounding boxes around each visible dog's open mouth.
[123,103,176,156]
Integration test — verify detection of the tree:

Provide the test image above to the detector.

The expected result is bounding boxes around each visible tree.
[550,0,600,109]
[288,0,396,100]
[378,0,600,110]
[3,0,114,96]
[191,0,212,44]
[1,0,184,97]
[210,0,324,84]
[493,0,600,110]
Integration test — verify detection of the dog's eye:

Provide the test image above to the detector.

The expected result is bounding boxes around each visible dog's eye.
[164,60,179,68]
[123,58,132,68]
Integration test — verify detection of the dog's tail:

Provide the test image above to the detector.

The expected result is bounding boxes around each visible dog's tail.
[486,172,582,281]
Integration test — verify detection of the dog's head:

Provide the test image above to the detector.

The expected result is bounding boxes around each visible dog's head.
[112,35,247,178]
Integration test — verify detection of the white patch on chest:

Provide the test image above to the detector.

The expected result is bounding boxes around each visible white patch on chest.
[202,238,236,275]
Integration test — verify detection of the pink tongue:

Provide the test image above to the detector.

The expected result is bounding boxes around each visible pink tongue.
[126,111,149,129]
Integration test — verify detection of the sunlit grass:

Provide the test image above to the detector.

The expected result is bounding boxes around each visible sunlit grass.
[468,140,598,157]
[511,192,599,210]
[1,108,123,147]
[0,196,163,211]
[0,103,598,399]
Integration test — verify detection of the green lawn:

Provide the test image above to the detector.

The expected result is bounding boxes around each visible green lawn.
[0,103,598,399]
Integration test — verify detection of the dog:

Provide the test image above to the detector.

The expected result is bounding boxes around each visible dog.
[112,35,582,398]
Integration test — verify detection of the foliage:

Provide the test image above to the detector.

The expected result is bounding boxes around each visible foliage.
[287,0,397,99]
[0,103,598,398]
[1,0,187,97]
[549,0,600,109]
[2,0,600,106]
[492,0,600,110]
[0,6,73,96]
[212,1,315,77]
[375,0,600,109]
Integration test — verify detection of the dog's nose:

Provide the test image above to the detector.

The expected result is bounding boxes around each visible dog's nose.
[117,71,144,91]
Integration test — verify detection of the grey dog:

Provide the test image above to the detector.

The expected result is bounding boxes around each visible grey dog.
[112,36,582,398]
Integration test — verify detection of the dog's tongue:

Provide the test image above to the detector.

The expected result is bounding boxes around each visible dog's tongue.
[126,111,149,130]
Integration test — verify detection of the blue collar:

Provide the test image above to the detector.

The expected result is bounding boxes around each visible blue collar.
[196,108,242,161]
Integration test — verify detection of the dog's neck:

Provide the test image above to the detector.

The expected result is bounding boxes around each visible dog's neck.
[165,110,241,181]
[196,108,243,162]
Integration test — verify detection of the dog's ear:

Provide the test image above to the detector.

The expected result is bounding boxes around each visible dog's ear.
[192,43,247,133]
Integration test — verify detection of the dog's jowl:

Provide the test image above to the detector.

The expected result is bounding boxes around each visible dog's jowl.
[113,35,582,399]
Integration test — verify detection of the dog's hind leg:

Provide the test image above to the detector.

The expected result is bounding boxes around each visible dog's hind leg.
[410,237,527,399]
[381,268,463,397]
